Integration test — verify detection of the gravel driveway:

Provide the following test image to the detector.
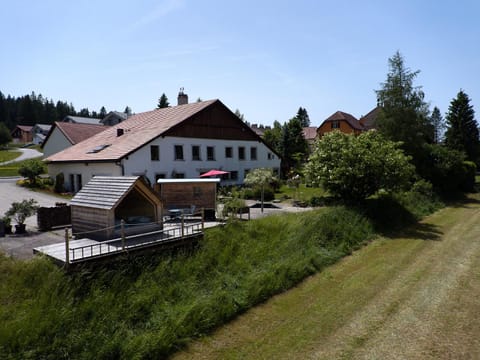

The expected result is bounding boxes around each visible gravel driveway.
[0,177,69,259]
[0,178,66,228]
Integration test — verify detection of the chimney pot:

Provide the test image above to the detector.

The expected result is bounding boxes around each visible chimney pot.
[177,88,188,105]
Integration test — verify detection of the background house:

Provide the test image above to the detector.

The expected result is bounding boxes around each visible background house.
[31,124,52,145]
[101,111,128,126]
[317,111,365,137]
[359,106,381,130]
[42,122,108,158]
[11,125,33,143]
[302,126,318,152]
[46,94,281,193]
[62,115,103,125]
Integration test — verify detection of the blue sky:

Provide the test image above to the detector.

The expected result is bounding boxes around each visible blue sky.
[1,0,480,126]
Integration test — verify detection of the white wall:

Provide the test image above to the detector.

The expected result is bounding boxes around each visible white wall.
[43,128,73,158]
[122,136,281,185]
[48,162,121,192]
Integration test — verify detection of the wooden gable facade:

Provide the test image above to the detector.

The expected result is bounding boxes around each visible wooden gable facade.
[317,111,364,138]
[165,100,263,142]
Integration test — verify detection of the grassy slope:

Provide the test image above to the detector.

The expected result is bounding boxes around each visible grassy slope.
[173,196,480,359]
[0,150,21,163]
[0,187,445,359]
[0,207,374,359]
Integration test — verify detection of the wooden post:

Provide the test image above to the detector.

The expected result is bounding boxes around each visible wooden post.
[64,228,70,266]
[201,208,205,232]
[121,219,126,251]
[181,214,185,239]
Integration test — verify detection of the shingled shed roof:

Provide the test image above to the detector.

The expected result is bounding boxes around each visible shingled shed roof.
[71,176,146,210]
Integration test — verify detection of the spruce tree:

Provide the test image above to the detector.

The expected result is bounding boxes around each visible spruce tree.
[99,106,107,118]
[445,90,480,164]
[295,107,310,127]
[430,106,445,144]
[157,93,169,108]
[375,51,430,165]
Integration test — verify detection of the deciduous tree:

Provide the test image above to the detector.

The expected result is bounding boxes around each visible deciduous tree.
[244,168,277,212]
[305,131,414,202]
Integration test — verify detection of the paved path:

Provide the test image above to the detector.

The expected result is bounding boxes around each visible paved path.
[0,148,43,165]
[0,178,67,228]
[0,177,69,259]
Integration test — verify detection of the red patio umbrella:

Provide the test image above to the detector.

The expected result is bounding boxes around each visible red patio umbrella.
[200,169,229,177]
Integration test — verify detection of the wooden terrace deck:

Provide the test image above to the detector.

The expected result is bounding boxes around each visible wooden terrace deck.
[34,221,205,266]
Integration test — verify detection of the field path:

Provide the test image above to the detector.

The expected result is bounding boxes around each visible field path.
[173,197,480,359]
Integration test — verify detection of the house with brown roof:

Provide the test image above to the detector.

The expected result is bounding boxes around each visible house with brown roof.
[317,111,364,137]
[302,126,318,151]
[46,93,281,193]
[11,125,33,143]
[359,106,381,130]
[42,122,108,158]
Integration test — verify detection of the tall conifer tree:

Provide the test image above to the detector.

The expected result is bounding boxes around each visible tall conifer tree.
[445,90,480,164]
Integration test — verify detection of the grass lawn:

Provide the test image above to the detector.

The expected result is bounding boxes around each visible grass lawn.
[0,149,21,163]
[173,195,480,359]
[0,157,44,177]
[276,184,326,202]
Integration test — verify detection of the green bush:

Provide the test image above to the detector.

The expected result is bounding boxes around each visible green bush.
[461,161,476,192]
[42,177,54,187]
[18,158,45,185]
[420,144,475,193]
[242,186,275,201]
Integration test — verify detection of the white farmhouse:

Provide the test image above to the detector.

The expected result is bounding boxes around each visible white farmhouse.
[42,122,108,158]
[46,95,281,192]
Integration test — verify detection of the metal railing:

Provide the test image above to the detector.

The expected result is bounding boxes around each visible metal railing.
[68,219,204,263]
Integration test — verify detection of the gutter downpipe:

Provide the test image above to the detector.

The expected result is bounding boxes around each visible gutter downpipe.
[116,160,125,176]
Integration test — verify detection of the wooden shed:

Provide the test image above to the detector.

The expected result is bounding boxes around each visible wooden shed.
[155,178,220,220]
[71,176,163,240]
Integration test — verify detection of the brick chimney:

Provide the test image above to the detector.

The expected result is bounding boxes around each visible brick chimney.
[177,87,188,105]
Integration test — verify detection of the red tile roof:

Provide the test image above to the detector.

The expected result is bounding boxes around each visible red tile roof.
[302,127,318,140]
[46,100,217,163]
[323,111,364,130]
[54,122,108,145]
